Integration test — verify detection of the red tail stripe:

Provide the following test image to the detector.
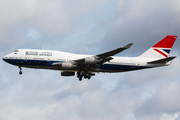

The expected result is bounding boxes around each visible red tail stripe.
[154,49,168,58]
[153,35,177,48]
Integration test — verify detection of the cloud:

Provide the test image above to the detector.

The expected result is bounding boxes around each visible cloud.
[0,0,180,120]
[101,0,180,56]
[134,81,180,120]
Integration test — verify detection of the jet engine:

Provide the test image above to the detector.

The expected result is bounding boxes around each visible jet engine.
[61,71,75,76]
[62,62,75,69]
[85,57,97,65]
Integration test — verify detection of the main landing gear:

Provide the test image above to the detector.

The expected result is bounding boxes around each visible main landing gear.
[77,71,94,81]
[18,66,23,75]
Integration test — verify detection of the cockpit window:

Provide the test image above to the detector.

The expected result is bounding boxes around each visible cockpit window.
[14,50,18,52]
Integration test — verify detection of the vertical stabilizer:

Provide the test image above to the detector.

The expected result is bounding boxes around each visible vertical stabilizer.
[139,35,177,59]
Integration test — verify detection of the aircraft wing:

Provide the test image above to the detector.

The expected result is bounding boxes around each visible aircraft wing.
[74,43,133,64]
[53,43,133,70]
[96,43,133,58]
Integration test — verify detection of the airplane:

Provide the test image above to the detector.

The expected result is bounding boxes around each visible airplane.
[3,35,177,81]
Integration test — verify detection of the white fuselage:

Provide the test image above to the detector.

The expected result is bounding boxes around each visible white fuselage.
[3,49,170,73]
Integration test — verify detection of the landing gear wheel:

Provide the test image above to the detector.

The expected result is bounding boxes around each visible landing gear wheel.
[88,75,91,79]
[19,71,23,75]
[84,75,88,79]
[79,77,82,81]
[77,71,83,81]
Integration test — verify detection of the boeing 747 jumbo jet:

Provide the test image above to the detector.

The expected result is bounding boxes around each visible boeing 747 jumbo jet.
[3,35,177,81]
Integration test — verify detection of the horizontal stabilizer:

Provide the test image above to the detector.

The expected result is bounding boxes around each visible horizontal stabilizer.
[147,56,176,64]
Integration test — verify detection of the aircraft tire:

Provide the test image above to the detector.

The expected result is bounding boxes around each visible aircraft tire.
[79,78,82,81]
[19,71,23,75]
[87,74,91,79]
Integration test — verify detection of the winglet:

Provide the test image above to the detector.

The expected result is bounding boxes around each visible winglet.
[123,43,133,49]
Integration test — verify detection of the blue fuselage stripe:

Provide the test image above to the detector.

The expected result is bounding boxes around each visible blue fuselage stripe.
[98,64,148,71]
[3,59,149,72]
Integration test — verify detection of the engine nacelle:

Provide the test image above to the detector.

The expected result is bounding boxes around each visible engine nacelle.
[85,57,97,65]
[61,71,75,76]
[62,62,74,69]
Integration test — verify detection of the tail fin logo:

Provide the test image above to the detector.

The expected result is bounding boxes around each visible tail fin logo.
[153,48,170,58]
[139,35,177,59]
[152,35,177,58]
[162,49,170,54]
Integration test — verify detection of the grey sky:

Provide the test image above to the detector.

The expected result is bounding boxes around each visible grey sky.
[0,0,180,120]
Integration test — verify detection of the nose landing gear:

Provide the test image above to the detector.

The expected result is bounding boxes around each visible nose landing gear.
[19,66,23,75]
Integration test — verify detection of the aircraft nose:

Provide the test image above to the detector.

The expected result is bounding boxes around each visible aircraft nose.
[2,56,9,63]
[2,57,7,62]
